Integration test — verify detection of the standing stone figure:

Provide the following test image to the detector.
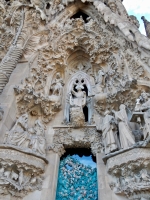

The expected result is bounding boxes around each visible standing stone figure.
[70,85,86,108]
[30,120,46,155]
[6,114,30,148]
[113,104,135,149]
[98,110,119,154]
[50,72,64,96]
[95,70,105,93]
[69,85,86,127]
[139,92,150,140]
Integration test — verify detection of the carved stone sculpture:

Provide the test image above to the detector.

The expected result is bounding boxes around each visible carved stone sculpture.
[69,84,86,127]
[106,148,150,199]
[70,85,86,108]
[113,104,135,149]
[6,113,29,148]
[97,110,119,154]
[29,120,46,155]
[1,0,150,199]
[137,92,150,140]
[5,115,46,156]
[50,72,64,96]
[0,147,46,198]
[95,69,105,93]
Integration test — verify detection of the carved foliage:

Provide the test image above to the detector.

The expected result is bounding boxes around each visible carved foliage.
[48,127,103,156]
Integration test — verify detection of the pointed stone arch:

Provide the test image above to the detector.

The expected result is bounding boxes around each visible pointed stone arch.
[64,70,95,124]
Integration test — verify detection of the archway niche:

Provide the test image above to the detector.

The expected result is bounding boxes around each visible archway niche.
[56,148,98,200]
[64,49,95,125]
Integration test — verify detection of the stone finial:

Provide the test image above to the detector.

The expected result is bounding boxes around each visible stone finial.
[141,16,150,38]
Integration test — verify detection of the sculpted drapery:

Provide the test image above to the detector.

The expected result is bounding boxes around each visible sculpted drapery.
[113,104,135,149]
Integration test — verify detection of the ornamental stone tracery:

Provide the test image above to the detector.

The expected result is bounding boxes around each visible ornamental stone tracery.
[1,0,150,199]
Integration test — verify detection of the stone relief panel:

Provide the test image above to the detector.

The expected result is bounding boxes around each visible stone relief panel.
[0,147,46,198]
[4,114,46,157]
[106,148,150,200]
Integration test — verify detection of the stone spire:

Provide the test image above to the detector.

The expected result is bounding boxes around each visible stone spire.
[141,16,150,38]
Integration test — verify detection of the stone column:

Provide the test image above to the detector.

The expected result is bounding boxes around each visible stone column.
[41,151,60,200]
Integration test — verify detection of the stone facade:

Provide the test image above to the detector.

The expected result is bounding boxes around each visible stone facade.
[0,0,150,199]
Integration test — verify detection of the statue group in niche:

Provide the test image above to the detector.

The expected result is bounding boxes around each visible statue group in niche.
[4,114,46,156]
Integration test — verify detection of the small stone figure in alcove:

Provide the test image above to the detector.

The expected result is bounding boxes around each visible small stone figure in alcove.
[95,69,105,93]
[69,84,86,127]
[50,72,64,96]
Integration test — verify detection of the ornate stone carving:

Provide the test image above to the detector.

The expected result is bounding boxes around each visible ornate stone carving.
[14,68,64,123]
[106,148,150,199]
[4,114,46,157]
[48,127,103,156]
[64,72,94,126]
[69,83,86,127]
[0,147,46,198]
[97,110,120,154]
[1,0,150,199]
[112,104,135,149]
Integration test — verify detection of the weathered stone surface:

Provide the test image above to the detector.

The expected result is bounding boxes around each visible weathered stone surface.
[0,0,150,199]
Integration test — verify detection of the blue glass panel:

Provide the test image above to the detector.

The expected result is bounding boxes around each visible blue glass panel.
[56,155,98,200]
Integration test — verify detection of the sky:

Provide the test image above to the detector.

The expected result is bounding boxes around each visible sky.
[72,155,96,168]
[123,0,150,35]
